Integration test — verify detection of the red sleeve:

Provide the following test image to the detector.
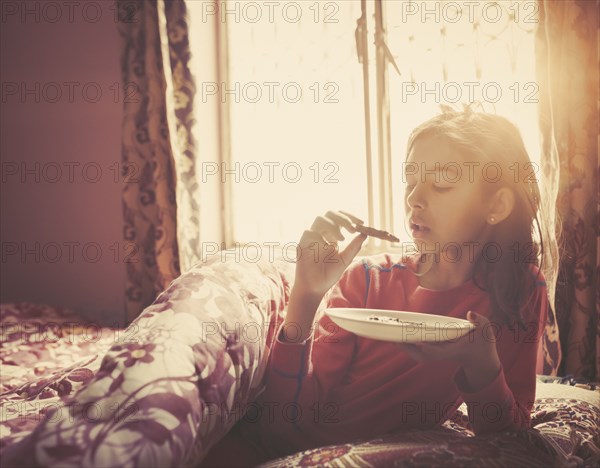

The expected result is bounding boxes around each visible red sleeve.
[260,260,367,433]
[454,274,548,435]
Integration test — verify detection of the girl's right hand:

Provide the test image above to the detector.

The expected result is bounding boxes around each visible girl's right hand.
[293,210,368,298]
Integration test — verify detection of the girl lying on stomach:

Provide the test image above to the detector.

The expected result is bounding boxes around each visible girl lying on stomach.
[203,106,548,466]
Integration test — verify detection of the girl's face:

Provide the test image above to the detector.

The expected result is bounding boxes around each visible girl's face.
[403,136,493,255]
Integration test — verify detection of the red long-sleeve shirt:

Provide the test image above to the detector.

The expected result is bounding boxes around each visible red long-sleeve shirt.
[250,253,547,459]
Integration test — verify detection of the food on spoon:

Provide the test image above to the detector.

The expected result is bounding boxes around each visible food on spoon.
[354,224,400,242]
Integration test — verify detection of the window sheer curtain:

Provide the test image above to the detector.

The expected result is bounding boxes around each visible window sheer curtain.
[117,0,198,323]
[536,0,599,380]
[385,1,544,237]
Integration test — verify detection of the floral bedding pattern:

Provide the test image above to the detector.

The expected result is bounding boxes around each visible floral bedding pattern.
[0,303,119,395]
[259,387,600,468]
[0,303,120,451]
[259,428,557,468]
[0,252,598,467]
[1,253,295,467]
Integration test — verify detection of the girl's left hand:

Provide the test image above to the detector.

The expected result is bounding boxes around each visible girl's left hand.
[396,311,500,372]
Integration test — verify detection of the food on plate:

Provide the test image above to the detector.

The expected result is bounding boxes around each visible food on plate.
[366,315,419,326]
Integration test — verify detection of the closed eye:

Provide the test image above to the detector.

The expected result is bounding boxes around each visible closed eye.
[405,183,452,193]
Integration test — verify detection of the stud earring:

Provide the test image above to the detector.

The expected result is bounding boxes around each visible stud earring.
[489,216,496,224]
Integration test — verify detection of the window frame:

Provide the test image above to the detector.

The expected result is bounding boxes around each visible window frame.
[214,0,538,258]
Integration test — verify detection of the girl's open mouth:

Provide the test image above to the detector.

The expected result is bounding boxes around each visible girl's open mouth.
[410,222,430,236]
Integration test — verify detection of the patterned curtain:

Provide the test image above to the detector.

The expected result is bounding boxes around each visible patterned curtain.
[117,0,198,323]
[536,0,599,380]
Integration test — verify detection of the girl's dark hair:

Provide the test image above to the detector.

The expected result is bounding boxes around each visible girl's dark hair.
[406,104,545,328]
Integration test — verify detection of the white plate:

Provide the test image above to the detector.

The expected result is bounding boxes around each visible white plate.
[324,308,475,343]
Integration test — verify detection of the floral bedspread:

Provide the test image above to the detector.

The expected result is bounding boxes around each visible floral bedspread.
[258,388,600,467]
[1,253,294,467]
[1,252,598,467]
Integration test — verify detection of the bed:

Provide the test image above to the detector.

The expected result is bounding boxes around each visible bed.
[1,251,598,467]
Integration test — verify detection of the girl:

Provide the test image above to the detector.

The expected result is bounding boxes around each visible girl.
[203,107,548,466]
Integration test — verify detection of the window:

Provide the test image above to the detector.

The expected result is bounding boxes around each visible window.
[225,1,368,247]
[189,0,539,253]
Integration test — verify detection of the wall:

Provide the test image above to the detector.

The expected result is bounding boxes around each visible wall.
[1,0,127,326]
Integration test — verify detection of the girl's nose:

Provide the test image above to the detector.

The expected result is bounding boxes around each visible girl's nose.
[406,184,426,209]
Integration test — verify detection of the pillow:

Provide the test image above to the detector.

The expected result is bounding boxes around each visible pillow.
[257,383,600,468]
[1,248,294,467]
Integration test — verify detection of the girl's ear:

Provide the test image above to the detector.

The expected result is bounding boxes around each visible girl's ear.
[487,187,515,225]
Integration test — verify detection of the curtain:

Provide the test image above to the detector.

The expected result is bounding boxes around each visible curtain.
[536,0,599,380]
[117,0,198,323]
